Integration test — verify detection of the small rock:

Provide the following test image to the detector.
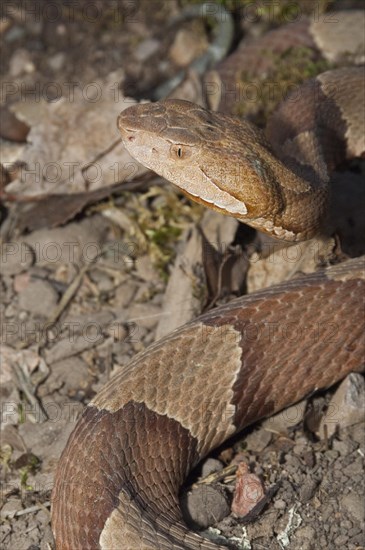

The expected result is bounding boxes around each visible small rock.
[169,28,207,67]
[274,499,287,510]
[341,493,365,524]
[0,17,11,34]
[56,24,67,36]
[301,449,315,468]
[293,526,316,550]
[182,485,230,529]
[47,52,66,71]
[131,327,148,352]
[89,269,114,292]
[299,477,319,503]
[231,462,265,517]
[343,457,363,477]
[27,20,43,36]
[332,439,351,456]
[0,498,23,518]
[9,48,35,76]
[114,281,138,308]
[40,525,55,550]
[35,508,49,527]
[5,25,26,42]
[4,300,18,317]
[23,216,109,267]
[18,414,80,470]
[0,424,25,451]
[13,272,30,293]
[38,357,91,397]
[106,321,128,342]
[134,38,160,62]
[17,279,58,317]
[334,534,349,546]
[340,519,353,530]
[61,311,115,338]
[244,427,272,452]
[135,254,159,282]
[44,333,103,364]
[350,423,364,447]
[0,106,30,142]
[263,399,307,433]
[126,302,161,330]
[1,242,34,275]
[201,458,224,478]
[318,374,365,439]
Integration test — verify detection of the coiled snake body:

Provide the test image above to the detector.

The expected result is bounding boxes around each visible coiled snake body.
[52,12,365,550]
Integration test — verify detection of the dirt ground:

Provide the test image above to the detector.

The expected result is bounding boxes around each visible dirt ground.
[0,1,364,549]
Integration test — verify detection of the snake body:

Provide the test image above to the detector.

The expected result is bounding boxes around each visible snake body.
[52,10,365,550]
[52,258,364,550]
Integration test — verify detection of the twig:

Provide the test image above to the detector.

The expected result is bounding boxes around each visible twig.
[1,501,50,519]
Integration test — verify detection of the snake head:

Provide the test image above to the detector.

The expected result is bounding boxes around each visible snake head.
[118,100,286,221]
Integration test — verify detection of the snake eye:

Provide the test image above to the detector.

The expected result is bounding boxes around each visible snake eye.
[171,144,191,160]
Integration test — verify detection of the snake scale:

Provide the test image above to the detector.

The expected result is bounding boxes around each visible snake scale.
[52,9,365,550]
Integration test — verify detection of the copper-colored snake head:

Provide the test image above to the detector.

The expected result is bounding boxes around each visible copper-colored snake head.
[117,97,333,241]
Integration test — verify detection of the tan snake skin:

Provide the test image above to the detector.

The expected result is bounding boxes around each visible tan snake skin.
[117,67,364,242]
[52,11,365,550]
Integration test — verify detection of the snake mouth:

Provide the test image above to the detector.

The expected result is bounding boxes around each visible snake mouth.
[125,132,136,142]
[118,124,137,143]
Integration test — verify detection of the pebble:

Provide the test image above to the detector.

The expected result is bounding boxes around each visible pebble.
[169,28,207,67]
[263,399,306,432]
[348,526,360,537]
[47,52,66,71]
[231,462,265,517]
[1,242,34,275]
[17,279,59,317]
[181,485,230,528]
[38,357,91,396]
[332,439,351,456]
[27,20,43,36]
[5,25,25,42]
[126,302,161,330]
[244,427,272,452]
[201,458,224,478]
[0,498,23,518]
[293,526,316,549]
[106,322,128,342]
[0,17,11,34]
[341,493,365,524]
[299,477,319,503]
[89,269,114,292]
[44,333,104,364]
[0,105,30,142]
[334,534,349,546]
[134,38,160,62]
[274,499,287,510]
[343,458,363,477]
[350,423,364,446]
[114,281,138,308]
[13,273,30,293]
[135,254,159,282]
[318,374,365,438]
[9,48,35,76]
[340,519,353,530]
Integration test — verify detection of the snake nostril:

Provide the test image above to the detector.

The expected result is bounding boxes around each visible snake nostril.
[128,135,136,142]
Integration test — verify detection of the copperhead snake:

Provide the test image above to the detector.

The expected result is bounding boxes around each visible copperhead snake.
[52,9,365,550]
